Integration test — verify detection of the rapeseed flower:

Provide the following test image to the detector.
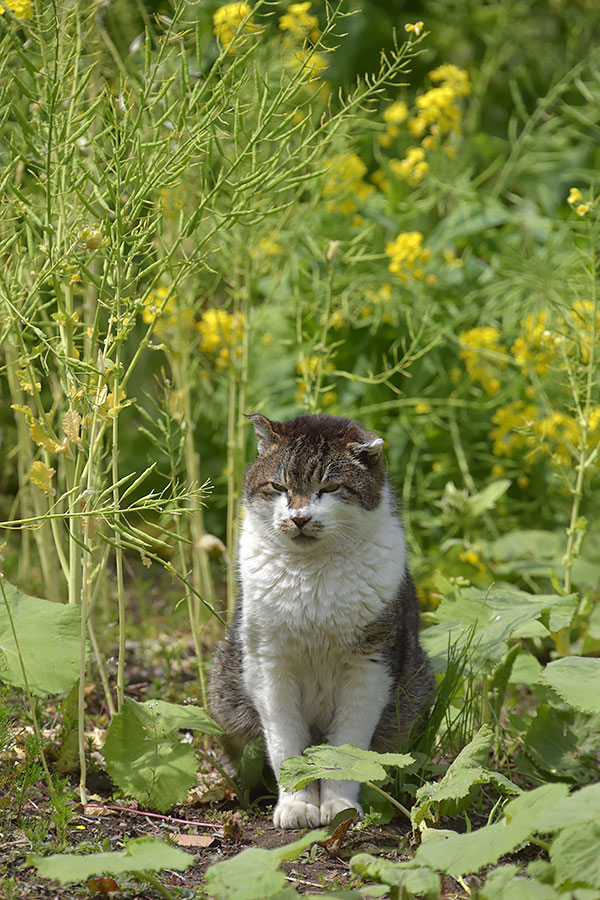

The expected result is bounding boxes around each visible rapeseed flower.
[386,231,430,282]
[279,2,320,42]
[408,64,470,142]
[459,327,507,395]
[389,146,429,184]
[213,2,258,53]
[511,312,556,376]
[322,151,374,213]
[404,21,424,36]
[198,308,243,353]
[0,0,33,19]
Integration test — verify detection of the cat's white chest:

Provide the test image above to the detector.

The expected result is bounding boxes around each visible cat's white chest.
[239,498,406,645]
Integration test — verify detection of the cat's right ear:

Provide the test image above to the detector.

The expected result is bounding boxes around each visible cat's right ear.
[245,414,282,455]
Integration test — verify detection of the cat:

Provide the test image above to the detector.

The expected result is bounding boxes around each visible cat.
[209,413,434,829]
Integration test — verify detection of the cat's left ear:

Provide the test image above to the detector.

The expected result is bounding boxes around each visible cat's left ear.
[245,413,283,455]
[347,434,384,462]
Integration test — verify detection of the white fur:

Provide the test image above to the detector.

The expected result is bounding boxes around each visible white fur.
[238,484,406,827]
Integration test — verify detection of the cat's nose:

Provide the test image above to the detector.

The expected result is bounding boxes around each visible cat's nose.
[292,515,311,529]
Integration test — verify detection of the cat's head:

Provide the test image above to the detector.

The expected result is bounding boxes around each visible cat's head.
[243,413,386,546]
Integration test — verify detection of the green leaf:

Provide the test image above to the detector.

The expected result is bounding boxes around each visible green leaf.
[0,581,81,697]
[138,699,223,735]
[103,697,205,812]
[526,783,600,832]
[205,830,327,899]
[540,658,600,714]
[351,854,440,899]
[551,824,600,889]
[414,818,533,877]
[237,735,265,792]
[279,744,413,791]
[412,726,520,827]
[32,836,192,885]
[422,586,577,673]
[522,706,587,782]
[481,864,561,899]
[467,480,511,517]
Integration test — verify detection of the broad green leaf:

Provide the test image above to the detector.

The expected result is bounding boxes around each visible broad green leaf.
[551,824,600,889]
[481,864,561,899]
[205,830,327,899]
[414,818,534,877]
[279,744,413,791]
[32,836,192,884]
[351,853,440,898]
[502,782,571,826]
[0,582,81,696]
[422,586,577,673]
[526,783,600,832]
[509,650,543,685]
[102,697,201,811]
[412,726,520,827]
[138,699,223,735]
[522,706,589,782]
[540,658,600,714]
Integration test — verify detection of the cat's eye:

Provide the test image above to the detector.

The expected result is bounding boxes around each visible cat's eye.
[319,483,340,494]
[270,481,287,493]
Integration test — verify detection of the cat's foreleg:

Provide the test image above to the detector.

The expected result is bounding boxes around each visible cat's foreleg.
[248,661,320,829]
[320,657,391,824]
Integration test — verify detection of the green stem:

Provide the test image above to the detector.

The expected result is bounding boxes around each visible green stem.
[131,871,175,900]
[364,780,412,822]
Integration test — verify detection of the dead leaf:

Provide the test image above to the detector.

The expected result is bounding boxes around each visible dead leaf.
[83,803,117,818]
[187,771,228,804]
[173,833,216,848]
[318,810,358,855]
[86,875,120,895]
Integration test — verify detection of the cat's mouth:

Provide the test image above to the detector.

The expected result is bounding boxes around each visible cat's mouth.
[291,531,319,544]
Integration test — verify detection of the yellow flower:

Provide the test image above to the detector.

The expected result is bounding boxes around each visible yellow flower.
[213,2,258,53]
[0,0,33,19]
[322,151,374,213]
[404,21,424,36]
[415,402,431,414]
[279,2,320,42]
[491,464,505,477]
[407,65,470,141]
[576,203,592,217]
[322,390,337,407]
[389,146,429,185]
[141,287,175,328]
[383,101,409,124]
[198,308,243,353]
[511,312,556,376]
[458,549,485,572]
[385,231,430,282]
[567,187,583,206]
[459,327,507,395]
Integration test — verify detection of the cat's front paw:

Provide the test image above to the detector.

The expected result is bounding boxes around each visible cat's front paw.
[320,797,363,825]
[274,795,321,829]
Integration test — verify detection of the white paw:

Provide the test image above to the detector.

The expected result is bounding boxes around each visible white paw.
[273,796,321,829]
[320,797,363,825]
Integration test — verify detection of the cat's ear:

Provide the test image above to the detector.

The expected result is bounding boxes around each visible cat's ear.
[245,413,283,455]
[347,434,384,463]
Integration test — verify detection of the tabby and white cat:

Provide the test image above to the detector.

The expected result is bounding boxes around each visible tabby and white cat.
[209,413,434,829]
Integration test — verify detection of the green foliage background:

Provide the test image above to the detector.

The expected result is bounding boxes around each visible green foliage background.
[0,0,599,897]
